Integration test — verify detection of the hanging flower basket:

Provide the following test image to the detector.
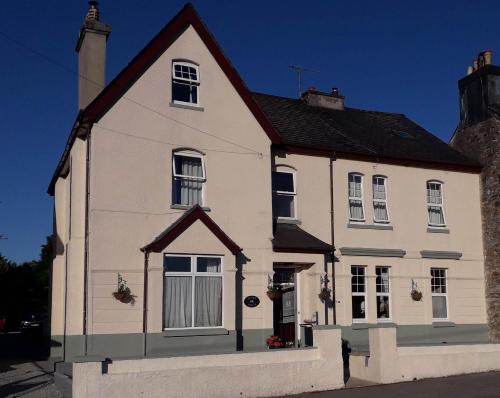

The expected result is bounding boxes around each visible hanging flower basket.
[113,292,129,302]
[266,289,282,301]
[112,273,134,303]
[318,288,331,302]
[411,289,423,301]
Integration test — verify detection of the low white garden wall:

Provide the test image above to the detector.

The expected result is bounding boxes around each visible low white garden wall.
[72,328,344,398]
[350,327,500,384]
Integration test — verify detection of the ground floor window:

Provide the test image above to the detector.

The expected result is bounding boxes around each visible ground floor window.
[351,266,366,321]
[163,255,223,329]
[431,268,448,320]
[376,266,390,320]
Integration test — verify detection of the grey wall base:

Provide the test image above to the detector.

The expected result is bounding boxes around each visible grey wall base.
[342,323,490,350]
[53,329,274,362]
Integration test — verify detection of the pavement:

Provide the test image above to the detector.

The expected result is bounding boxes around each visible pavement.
[0,360,62,398]
[287,371,500,398]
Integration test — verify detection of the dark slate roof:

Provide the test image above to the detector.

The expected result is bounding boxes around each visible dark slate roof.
[272,223,333,254]
[253,92,480,168]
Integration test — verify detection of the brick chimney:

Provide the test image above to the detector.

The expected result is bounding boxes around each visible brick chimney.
[76,1,111,110]
[459,50,500,126]
[302,87,345,110]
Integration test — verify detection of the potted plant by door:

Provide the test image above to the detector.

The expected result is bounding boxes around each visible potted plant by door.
[266,286,282,301]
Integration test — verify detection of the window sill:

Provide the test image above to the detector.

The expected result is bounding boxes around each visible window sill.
[276,218,301,225]
[163,328,229,337]
[427,227,449,234]
[347,223,393,230]
[171,204,211,212]
[169,102,204,111]
[432,321,455,328]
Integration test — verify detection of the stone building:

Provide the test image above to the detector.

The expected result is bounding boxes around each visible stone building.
[450,51,500,342]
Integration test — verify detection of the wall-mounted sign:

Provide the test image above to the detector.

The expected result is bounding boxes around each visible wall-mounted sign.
[244,296,260,308]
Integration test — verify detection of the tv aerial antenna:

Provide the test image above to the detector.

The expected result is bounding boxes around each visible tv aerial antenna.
[288,65,317,98]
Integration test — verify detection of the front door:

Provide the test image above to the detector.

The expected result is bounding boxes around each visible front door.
[273,268,296,346]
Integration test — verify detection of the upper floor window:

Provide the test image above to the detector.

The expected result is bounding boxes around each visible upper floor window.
[427,181,446,227]
[272,168,296,219]
[348,173,364,221]
[172,151,206,207]
[172,61,200,106]
[373,176,389,223]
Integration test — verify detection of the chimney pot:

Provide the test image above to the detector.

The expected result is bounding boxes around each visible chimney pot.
[483,50,493,65]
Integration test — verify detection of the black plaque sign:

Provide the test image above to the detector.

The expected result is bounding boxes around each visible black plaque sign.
[244,296,260,308]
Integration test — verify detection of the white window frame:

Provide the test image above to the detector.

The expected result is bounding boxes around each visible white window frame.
[373,176,390,224]
[375,266,392,322]
[172,151,206,206]
[272,168,297,220]
[348,173,365,222]
[431,268,449,321]
[426,180,446,227]
[172,61,200,106]
[163,253,224,330]
[351,266,367,323]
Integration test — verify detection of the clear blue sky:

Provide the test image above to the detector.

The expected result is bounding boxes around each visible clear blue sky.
[1,1,499,263]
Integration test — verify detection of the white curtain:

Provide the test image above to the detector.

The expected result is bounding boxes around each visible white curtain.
[349,199,364,219]
[428,206,444,225]
[432,296,447,319]
[164,276,192,328]
[348,178,362,198]
[195,277,222,327]
[180,157,203,205]
[199,257,220,272]
[374,202,388,221]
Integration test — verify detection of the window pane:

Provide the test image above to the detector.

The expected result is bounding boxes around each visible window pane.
[273,194,294,218]
[172,178,202,206]
[197,257,221,273]
[174,155,203,178]
[352,296,366,319]
[377,295,390,319]
[164,256,191,272]
[432,296,447,319]
[164,276,192,328]
[194,277,222,327]
[272,171,294,193]
[172,81,192,103]
[428,206,444,225]
[373,177,386,200]
[376,268,390,293]
[349,174,362,198]
[374,201,388,221]
[351,267,365,293]
[349,199,364,220]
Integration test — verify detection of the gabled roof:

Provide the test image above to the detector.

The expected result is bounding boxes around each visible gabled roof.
[48,3,280,195]
[272,223,333,254]
[253,92,482,172]
[141,205,242,254]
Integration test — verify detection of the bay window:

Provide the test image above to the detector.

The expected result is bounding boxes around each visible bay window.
[164,255,223,329]
[427,181,446,227]
[373,176,389,223]
[348,173,365,221]
[172,151,205,206]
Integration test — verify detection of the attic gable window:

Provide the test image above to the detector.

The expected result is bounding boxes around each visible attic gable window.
[172,61,200,106]
[172,151,206,206]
